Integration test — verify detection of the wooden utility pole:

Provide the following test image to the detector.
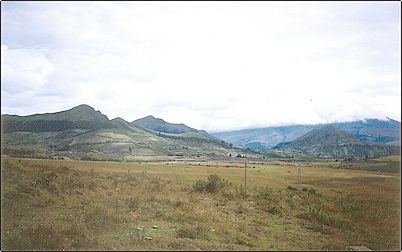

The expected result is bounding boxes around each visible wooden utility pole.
[297,165,301,184]
[244,161,247,197]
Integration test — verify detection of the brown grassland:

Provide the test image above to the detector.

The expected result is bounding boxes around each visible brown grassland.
[1,156,400,250]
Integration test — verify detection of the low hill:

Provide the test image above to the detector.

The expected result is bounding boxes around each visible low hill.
[274,126,399,158]
[212,119,401,150]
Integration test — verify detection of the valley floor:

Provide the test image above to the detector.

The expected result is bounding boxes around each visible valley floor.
[1,156,400,250]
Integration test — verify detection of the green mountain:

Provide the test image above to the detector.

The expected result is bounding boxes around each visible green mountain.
[133,115,208,135]
[212,119,401,150]
[1,105,246,160]
[1,105,111,133]
[274,126,399,158]
[3,104,109,122]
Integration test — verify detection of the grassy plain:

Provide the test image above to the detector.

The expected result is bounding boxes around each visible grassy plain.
[1,156,400,250]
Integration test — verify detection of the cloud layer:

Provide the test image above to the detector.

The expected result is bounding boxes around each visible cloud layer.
[1,2,401,132]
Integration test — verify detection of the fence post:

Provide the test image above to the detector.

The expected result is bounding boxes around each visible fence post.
[244,161,247,197]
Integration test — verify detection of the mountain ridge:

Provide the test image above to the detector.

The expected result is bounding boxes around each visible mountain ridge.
[2,104,109,122]
[274,125,399,158]
[212,119,401,149]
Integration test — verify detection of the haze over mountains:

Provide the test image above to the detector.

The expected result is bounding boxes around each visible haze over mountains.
[212,119,401,150]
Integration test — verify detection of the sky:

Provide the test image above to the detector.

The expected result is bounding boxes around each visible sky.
[1,2,401,132]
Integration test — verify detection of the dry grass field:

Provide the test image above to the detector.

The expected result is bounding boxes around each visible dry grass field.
[1,156,400,250]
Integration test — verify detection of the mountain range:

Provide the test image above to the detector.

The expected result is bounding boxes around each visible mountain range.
[212,119,401,150]
[1,105,242,160]
[1,104,400,160]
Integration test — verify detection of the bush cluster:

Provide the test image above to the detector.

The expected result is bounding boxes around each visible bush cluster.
[192,174,230,193]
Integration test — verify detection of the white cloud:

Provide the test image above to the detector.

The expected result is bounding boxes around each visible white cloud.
[1,45,54,94]
[1,2,400,131]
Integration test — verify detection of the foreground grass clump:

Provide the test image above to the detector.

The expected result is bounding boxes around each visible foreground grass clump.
[1,157,400,250]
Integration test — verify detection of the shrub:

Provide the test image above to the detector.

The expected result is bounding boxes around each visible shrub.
[192,174,230,193]
[205,174,226,193]
[192,180,208,193]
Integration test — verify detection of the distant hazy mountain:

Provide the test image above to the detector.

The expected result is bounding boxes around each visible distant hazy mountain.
[132,115,208,135]
[1,105,240,159]
[212,125,318,150]
[274,125,399,158]
[331,119,400,145]
[212,119,401,150]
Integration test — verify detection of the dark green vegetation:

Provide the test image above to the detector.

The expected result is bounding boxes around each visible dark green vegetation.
[274,126,399,158]
[192,174,231,193]
[133,115,208,135]
[5,105,117,133]
[1,105,249,160]
[1,157,400,250]
[2,104,109,133]
[212,118,401,149]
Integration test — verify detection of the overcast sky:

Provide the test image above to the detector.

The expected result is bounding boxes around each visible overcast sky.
[1,2,400,132]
